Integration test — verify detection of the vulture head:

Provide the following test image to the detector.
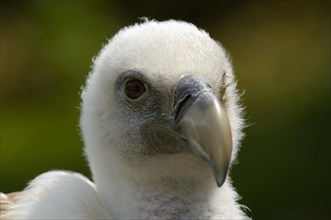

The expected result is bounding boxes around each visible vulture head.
[81,20,244,194]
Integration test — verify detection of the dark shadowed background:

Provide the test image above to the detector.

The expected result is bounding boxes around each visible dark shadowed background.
[1,1,330,219]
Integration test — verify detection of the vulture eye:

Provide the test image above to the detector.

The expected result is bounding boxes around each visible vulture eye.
[124,79,146,100]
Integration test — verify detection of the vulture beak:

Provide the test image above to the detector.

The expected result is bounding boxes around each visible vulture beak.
[173,75,232,187]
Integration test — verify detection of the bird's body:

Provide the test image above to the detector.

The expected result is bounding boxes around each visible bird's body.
[0,20,250,219]
[0,170,245,219]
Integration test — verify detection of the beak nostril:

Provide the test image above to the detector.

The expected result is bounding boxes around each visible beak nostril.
[174,94,192,120]
[173,75,213,122]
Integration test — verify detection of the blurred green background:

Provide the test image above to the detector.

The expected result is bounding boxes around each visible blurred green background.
[1,1,330,219]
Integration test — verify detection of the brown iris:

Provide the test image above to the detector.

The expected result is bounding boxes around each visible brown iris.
[124,79,146,100]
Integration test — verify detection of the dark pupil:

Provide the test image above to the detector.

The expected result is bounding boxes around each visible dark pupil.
[125,79,146,99]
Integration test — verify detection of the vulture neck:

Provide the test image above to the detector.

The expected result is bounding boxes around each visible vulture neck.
[90,155,222,218]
